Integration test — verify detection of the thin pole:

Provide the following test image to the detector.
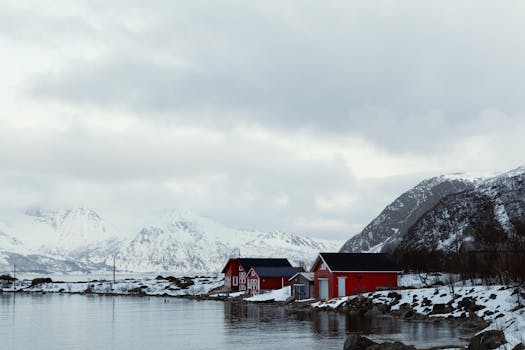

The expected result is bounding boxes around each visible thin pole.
[113,256,116,285]
[12,264,16,293]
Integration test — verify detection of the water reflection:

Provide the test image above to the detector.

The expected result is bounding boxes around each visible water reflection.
[223,302,471,347]
[312,312,401,338]
[0,294,473,350]
[224,302,287,325]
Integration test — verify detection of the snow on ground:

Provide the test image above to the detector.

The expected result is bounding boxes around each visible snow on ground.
[311,297,348,309]
[209,291,246,298]
[398,273,461,288]
[484,308,525,349]
[244,286,291,302]
[313,284,525,348]
[0,276,223,297]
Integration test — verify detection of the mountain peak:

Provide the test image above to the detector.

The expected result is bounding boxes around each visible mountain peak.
[340,171,477,253]
[23,206,119,253]
[159,209,205,225]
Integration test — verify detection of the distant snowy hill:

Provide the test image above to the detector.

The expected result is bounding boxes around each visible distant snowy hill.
[70,210,340,273]
[0,221,89,274]
[25,207,121,255]
[0,223,24,252]
[340,166,525,258]
[0,208,341,274]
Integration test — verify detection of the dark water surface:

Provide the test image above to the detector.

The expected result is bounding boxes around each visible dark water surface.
[0,294,472,350]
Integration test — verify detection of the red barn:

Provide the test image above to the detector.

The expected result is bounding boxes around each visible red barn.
[246,266,303,294]
[221,258,292,292]
[311,253,402,300]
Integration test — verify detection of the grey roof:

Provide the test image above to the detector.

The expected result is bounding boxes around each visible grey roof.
[238,258,291,271]
[221,257,291,273]
[318,253,401,272]
[289,272,314,282]
[251,266,303,278]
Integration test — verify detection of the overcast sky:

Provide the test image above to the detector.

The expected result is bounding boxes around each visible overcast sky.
[1,0,525,240]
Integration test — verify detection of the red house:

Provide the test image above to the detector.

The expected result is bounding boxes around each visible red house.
[246,266,303,294]
[311,253,402,300]
[221,258,291,292]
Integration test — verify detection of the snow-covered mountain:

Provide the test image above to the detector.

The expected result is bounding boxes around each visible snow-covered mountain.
[0,208,341,274]
[70,210,341,273]
[0,222,24,252]
[24,207,121,255]
[340,166,525,257]
[0,221,90,273]
[340,174,477,253]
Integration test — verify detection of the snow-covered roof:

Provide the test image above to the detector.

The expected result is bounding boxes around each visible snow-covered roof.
[289,272,314,282]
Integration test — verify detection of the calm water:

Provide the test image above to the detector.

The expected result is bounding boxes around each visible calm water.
[0,294,472,350]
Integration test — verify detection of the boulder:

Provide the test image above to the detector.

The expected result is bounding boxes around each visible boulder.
[403,310,415,319]
[368,342,416,350]
[130,286,148,295]
[431,303,453,314]
[343,335,415,350]
[468,330,506,350]
[347,298,374,315]
[344,334,376,350]
[461,314,490,330]
[458,297,484,312]
[0,274,16,282]
[31,277,53,286]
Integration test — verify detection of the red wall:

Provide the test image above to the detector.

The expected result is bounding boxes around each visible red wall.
[330,272,397,299]
[312,260,398,299]
[247,274,291,294]
[260,277,290,290]
[223,259,239,290]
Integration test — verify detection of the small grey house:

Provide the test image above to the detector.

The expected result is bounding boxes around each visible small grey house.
[289,272,314,300]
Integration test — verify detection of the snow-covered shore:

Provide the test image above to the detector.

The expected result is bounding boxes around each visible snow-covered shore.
[0,275,223,297]
[312,284,525,350]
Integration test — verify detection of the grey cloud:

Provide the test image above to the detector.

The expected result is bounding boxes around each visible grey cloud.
[27,1,525,153]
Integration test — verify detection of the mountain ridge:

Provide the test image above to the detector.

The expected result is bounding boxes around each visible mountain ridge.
[0,207,342,274]
[340,174,477,253]
[340,167,525,264]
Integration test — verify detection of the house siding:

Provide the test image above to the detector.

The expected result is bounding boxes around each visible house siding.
[238,265,247,291]
[223,259,240,291]
[289,274,314,300]
[247,269,291,294]
[312,257,398,299]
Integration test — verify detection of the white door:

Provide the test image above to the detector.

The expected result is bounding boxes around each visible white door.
[338,277,346,297]
[319,279,328,300]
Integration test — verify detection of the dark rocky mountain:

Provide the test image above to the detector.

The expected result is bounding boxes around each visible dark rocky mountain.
[341,166,525,271]
[340,175,477,253]
[397,167,525,253]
